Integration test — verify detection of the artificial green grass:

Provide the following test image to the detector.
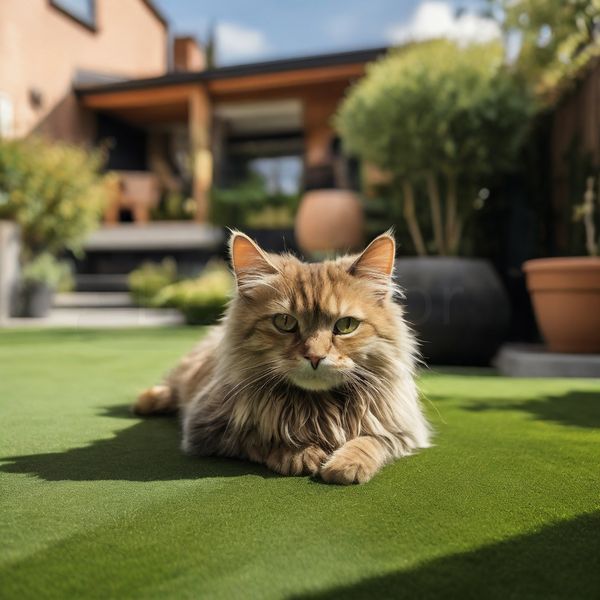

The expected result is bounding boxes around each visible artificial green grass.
[0,328,599,599]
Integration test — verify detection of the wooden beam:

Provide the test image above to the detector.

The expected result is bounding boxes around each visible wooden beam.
[207,63,366,95]
[303,92,342,167]
[189,86,212,223]
[80,84,197,109]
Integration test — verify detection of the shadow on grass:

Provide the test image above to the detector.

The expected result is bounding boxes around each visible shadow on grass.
[294,511,600,600]
[0,405,275,482]
[462,390,600,429]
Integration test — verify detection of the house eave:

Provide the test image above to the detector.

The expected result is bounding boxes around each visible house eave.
[74,46,388,96]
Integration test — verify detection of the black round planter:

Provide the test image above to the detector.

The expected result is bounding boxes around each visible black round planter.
[394,258,510,366]
[17,282,54,318]
[243,228,298,254]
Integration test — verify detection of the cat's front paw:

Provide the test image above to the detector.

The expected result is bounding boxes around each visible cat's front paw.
[320,447,379,485]
[266,445,328,476]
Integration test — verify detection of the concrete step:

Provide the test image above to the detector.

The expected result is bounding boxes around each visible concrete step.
[54,292,133,309]
[76,274,129,292]
[6,307,183,328]
[84,223,224,251]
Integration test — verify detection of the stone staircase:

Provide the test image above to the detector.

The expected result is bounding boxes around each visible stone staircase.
[73,222,226,293]
[54,292,133,308]
[8,222,226,327]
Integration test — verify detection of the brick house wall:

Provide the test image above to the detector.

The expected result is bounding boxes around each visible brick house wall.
[0,0,168,142]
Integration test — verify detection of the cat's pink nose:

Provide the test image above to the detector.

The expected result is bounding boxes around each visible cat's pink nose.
[304,354,324,370]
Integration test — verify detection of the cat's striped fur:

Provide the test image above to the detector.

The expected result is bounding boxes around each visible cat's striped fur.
[134,231,430,484]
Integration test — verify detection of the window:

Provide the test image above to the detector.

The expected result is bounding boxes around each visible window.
[50,0,96,31]
[249,157,303,196]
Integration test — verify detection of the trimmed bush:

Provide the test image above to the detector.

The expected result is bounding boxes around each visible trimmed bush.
[128,258,178,307]
[0,137,109,259]
[154,262,233,325]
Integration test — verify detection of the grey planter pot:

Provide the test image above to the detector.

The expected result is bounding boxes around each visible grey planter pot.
[394,257,510,366]
[17,282,54,318]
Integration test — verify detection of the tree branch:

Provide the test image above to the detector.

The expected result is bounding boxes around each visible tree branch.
[445,172,460,255]
[426,171,446,255]
[402,180,427,257]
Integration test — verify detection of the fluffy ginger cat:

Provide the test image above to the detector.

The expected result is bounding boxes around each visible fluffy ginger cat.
[134,231,430,484]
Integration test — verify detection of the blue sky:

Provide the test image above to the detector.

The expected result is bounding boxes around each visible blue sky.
[154,0,495,65]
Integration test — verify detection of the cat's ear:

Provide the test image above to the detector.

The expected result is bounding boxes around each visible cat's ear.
[350,230,396,280]
[229,231,277,290]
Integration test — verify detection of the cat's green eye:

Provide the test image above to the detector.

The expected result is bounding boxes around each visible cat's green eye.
[273,313,298,333]
[334,317,360,335]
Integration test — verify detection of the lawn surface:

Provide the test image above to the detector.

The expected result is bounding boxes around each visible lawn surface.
[0,328,599,599]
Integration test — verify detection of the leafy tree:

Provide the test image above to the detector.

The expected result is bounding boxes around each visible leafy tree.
[335,40,534,255]
[491,0,600,96]
[0,137,109,260]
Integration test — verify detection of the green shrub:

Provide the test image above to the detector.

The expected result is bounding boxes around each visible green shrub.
[0,137,109,260]
[128,258,178,307]
[21,253,74,292]
[495,0,600,98]
[150,192,196,221]
[210,175,299,229]
[154,262,233,325]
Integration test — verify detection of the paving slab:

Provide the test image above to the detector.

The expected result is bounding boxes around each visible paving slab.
[495,344,600,378]
[3,307,183,328]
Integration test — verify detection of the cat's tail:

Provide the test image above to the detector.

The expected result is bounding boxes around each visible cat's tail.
[132,385,178,416]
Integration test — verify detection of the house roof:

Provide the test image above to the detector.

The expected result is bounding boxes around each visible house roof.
[75,46,387,96]
[142,0,168,29]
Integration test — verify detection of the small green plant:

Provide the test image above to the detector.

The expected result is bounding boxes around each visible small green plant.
[0,137,110,260]
[154,261,233,325]
[150,192,196,221]
[128,258,178,307]
[21,253,74,292]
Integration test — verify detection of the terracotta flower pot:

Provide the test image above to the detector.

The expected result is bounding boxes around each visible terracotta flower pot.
[523,257,600,353]
[295,189,364,255]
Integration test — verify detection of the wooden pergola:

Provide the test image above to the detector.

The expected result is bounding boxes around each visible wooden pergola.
[77,48,386,222]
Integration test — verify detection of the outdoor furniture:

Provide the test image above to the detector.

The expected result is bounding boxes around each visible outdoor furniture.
[104,171,161,225]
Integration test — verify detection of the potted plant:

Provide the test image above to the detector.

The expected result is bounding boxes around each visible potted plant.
[335,40,534,364]
[18,253,74,318]
[0,136,109,316]
[523,176,600,353]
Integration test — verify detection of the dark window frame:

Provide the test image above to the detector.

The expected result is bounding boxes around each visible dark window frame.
[49,0,97,33]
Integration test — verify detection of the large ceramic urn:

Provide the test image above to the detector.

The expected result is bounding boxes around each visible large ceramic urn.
[394,257,510,365]
[295,189,364,256]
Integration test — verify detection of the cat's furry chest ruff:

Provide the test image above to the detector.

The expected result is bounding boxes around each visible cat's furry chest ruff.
[227,383,361,452]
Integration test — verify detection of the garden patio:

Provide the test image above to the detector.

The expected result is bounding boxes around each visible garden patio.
[1,328,599,599]
[2,1,600,598]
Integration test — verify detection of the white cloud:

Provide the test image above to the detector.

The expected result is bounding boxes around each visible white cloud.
[386,2,501,46]
[217,22,271,64]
